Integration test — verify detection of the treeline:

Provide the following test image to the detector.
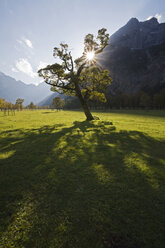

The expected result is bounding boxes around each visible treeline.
[1,88,164,113]
[0,98,25,113]
[104,89,165,109]
[0,98,16,115]
[0,98,51,115]
[63,89,165,110]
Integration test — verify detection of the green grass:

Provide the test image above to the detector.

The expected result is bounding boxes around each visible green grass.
[0,110,165,248]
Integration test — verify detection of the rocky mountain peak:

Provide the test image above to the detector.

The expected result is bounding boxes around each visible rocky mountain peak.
[100,17,165,95]
[143,17,159,26]
[127,17,139,26]
[109,17,165,50]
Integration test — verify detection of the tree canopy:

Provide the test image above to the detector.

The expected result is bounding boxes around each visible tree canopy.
[15,98,24,110]
[27,102,37,110]
[38,28,112,120]
[52,97,64,110]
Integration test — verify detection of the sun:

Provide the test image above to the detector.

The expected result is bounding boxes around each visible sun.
[86,51,95,61]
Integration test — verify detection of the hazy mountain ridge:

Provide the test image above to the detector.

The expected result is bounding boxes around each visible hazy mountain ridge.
[38,93,57,106]
[0,72,52,105]
[38,92,69,106]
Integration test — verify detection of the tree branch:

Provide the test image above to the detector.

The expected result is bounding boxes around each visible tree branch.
[77,62,86,77]
[45,80,75,91]
[95,44,108,54]
[63,55,71,72]
[69,52,74,71]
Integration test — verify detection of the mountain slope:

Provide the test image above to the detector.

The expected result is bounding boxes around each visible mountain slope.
[38,93,57,106]
[38,92,69,106]
[109,17,165,49]
[100,17,165,95]
[0,72,52,105]
[40,18,165,108]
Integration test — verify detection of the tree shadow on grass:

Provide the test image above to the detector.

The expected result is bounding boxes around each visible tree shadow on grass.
[0,121,165,248]
[42,111,55,114]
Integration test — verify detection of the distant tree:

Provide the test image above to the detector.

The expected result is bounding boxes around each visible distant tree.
[38,28,112,120]
[52,97,64,110]
[15,98,24,110]
[42,105,50,109]
[6,102,15,115]
[0,98,15,115]
[0,98,5,110]
[28,102,37,110]
[153,89,165,109]
[139,92,152,109]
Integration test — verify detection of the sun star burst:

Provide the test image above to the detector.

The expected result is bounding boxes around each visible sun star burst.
[86,51,95,61]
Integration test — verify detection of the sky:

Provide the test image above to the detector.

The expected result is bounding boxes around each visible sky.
[0,0,165,85]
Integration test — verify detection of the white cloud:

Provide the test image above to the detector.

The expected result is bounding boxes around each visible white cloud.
[38,61,48,70]
[23,38,33,48]
[17,39,23,45]
[15,58,37,78]
[146,16,153,20]
[155,13,162,22]
[17,37,33,49]
[11,67,19,73]
[146,13,162,22]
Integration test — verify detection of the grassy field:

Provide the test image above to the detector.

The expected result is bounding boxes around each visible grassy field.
[0,110,165,248]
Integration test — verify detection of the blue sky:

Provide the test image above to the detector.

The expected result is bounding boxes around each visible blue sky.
[0,0,165,85]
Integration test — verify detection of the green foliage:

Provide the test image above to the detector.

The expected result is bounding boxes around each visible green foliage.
[0,110,165,247]
[0,98,15,116]
[38,28,111,120]
[80,67,112,102]
[153,89,165,109]
[38,28,110,96]
[83,28,109,55]
[27,102,37,109]
[52,97,64,110]
[15,98,24,110]
[0,98,5,109]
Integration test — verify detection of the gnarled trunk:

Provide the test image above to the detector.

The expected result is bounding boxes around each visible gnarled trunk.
[74,82,94,121]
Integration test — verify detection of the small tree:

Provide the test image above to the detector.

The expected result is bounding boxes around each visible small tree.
[28,102,37,110]
[140,92,152,109]
[52,97,64,110]
[15,98,24,110]
[38,28,112,120]
[0,98,5,110]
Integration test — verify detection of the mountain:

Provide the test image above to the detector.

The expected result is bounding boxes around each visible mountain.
[38,92,68,106]
[40,17,165,109]
[0,72,52,105]
[109,17,165,49]
[99,17,165,95]
[38,93,57,106]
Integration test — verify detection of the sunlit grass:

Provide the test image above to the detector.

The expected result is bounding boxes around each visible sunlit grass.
[0,110,165,247]
[0,150,15,159]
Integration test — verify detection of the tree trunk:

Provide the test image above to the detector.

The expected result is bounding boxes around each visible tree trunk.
[75,83,94,121]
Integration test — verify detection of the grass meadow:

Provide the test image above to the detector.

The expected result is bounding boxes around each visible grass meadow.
[0,110,165,248]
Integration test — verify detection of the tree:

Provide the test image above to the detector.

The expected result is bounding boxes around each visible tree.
[139,91,152,109]
[27,102,37,110]
[38,28,112,120]
[15,98,24,110]
[0,98,15,115]
[52,97,64,110]
[0,98,5,110]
